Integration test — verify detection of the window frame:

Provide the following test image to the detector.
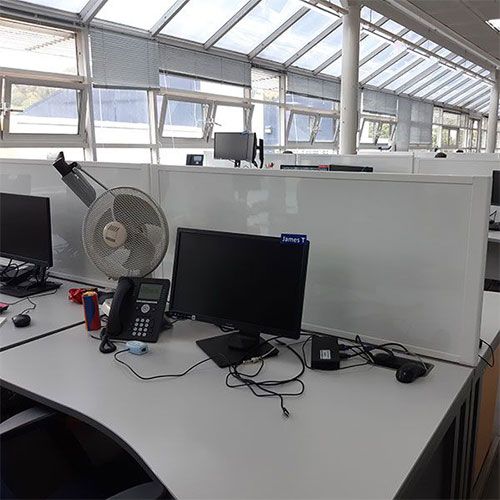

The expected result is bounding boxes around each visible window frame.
[1,76,87,146]
[358,114,396,149]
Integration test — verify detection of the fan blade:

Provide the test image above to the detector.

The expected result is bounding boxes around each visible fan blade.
[92,208,115,257]
[123,232,156,271]
[113,194,161,227]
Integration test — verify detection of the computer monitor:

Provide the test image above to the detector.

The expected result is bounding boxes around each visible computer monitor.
[491,170,500,207]
[169,228,309,367]
[329,165,373,172]
[186,154,204,166]
[214,132,256,167]
[0,192,60,297]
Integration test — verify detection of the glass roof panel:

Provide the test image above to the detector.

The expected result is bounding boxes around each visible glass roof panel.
[161,0,248,43]
[380,19,405,34]
[383,57,438,90]
[404,68,450,94]
[293,25,343,70]
[322,56,342,77]
[426,74,470,100]
[96,0,177,29]
[259,9,333,63]
[358,41,406,81]
[413,70,459,97]
[447,83,487,105]
[360,6,384,24]
[19,0,88,12]
[402,31,422,43]
[216,0,302,54]
[366,52,419,86]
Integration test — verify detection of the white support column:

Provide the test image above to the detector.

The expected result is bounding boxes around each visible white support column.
[486,69,500,153]
[339,0,361,155]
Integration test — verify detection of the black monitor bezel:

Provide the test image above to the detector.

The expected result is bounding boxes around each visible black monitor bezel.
[213,132,256,162]
[329,165,373,172]
[492,170,500,207]
[169,227,309,340]
[0,192,53,268]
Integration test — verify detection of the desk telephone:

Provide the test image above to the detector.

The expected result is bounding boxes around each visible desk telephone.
[105,277,170,343]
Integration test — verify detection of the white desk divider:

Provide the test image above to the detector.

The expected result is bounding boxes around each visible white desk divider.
[414,158,500,176]
[152,165,490,366]
[0,160,151,286]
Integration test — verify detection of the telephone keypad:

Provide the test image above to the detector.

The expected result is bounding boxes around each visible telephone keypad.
[131,315,153,337]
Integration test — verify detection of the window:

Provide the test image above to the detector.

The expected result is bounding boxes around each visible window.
[359,117,395,147]
[93,88,150,144]
[0,18,78,75]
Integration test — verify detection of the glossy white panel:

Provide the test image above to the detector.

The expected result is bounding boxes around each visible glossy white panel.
[0,160,150,286]
[415,158,500,176]
[153,166,490,365]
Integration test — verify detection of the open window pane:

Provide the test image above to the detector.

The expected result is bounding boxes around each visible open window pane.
[286,93,336,111]
[19,0,88,12]
[294,25,343,70]
[93,88,150,144]
[9,84,79,135]
[162,100,204,138]
[96,0,177,30]
[287,112,313,142]
[160,73,245,97]
[161,0,248,43]
[216,0,302,54]
[259,10,334,63]
[252,102,280,145]
[0,19,78,75]
[212,106,244,135]
[316,117,335,142]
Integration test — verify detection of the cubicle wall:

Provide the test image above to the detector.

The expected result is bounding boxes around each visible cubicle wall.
[414,158,499,176]
[0,160,150,287]
[152,165,490,366]
[0,159,491,365]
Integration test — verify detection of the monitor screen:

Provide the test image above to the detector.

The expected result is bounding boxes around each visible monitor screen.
[329,165,373,172]
[0,192,53,267]
[214,132,255,162]
[170,228,309,338]
[492,170,500,206]
[280,165,319,171]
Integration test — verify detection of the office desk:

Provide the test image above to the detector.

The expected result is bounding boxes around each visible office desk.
[0,280,87,352]
[0,320,473,499]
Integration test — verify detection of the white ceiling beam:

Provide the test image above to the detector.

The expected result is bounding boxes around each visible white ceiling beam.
[284,17,343,67]
[444,80,483,105]
[377,57,425,89]
[203,0,261,50]
[395,62,440,94]
[406,68,450,96]
[360,50,409,85]
[80,0,108,24]
[249,6,311,59]
[150,0,190,37]
[432,78,473,103]
[419,72,461,100]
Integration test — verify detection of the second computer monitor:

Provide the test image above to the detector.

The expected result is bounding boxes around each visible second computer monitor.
[492,170,500,206]
[214,132,256,163]
[329,165,373,172]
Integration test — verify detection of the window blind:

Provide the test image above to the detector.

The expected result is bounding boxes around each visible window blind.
[287,73,340,101]
[362,89,397,116]
[90,28,159,89]
[159,44,251,87]
[396,97,433,150]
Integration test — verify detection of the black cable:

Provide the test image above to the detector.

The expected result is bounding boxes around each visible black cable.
[479,338,495,367]
[114,348,215,380]
[1,289,58,307]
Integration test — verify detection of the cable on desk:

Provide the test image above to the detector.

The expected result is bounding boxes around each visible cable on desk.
[479,338,495,367]
[1,288,58,307]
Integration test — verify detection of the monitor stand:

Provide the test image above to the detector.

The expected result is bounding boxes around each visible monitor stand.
[196,331,278,368]
[0,265,61,297]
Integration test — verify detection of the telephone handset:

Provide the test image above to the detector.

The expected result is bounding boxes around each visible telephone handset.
[105,277,170,343]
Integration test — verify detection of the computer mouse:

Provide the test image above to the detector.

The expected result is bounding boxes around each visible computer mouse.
[396,362,427,384]
[12,314,31,328]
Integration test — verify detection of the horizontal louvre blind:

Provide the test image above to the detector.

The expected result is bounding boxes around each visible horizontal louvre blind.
[90,28,159,89]
[396,97,433,149]
[159,44,251,87]
[362,89,397,116]
[288,73,340,101]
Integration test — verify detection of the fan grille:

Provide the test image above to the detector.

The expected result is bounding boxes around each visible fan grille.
[83,187,168,279]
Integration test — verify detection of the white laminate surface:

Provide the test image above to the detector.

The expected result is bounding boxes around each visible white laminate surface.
[0,320,472,499]
[488,231,500,244]
[479,292,500,354]
[0,280,86,350]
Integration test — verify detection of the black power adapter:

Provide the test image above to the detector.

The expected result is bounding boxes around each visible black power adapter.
[311,336,340,370]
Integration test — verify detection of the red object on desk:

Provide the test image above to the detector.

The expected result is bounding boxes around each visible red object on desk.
[68,288,97,304]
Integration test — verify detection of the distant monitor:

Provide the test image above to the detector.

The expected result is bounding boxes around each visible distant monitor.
[186,154,204,166]
[169,228,309,367]
[492,170,500,207]
[280,165,319,171]
[214,132,256,167]
[329,165,373,172]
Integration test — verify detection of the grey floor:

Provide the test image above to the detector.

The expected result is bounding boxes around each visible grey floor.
[482,451,499,499]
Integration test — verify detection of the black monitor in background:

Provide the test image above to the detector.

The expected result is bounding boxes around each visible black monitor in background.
[0,192,60,297]
[186,154,204,166]
[329,165,373,172]
[492,171,500,207]
[279,165,328,171]
[214,132,256,167]
[169,228,309,367]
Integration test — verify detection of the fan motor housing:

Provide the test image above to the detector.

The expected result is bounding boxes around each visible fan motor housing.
[103,221,127,248]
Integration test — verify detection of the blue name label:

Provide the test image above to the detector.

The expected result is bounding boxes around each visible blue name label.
[281,233,308,245]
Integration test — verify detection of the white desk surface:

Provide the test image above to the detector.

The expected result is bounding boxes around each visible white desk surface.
[479,291,500,355]
[488,231,500,243]
[0,320,473,499]
[0,280,87,351]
